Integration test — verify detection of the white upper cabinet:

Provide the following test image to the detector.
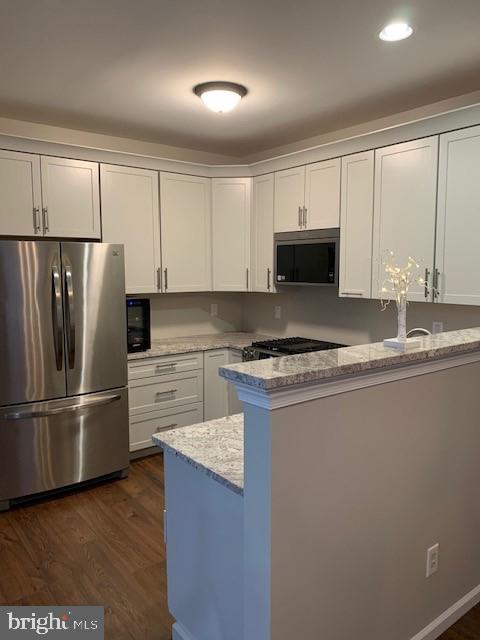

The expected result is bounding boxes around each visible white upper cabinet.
[274,166,305,232]
[101,164,161,294]
[212,178,251,291]
[372,137,438,301]
[304,158,341,229]
[252,174,275,293]
[339,151,374,298]
[40,156,101,239]
[160,173,211,292]
[0,150,42,236]
[435,126,480,305]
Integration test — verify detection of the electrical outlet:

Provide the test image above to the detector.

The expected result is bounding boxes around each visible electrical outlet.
[432,321,443,334]
[274,305,282,320]
[426,543,439,578]
[210,303,218,317]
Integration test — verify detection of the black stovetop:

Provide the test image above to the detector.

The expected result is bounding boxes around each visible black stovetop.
[251,337,346,355]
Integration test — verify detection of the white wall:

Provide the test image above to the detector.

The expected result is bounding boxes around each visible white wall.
[146,292,243,339]
[241,287,480,345]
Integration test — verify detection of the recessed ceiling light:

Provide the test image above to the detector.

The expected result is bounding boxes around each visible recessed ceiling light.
[379,22,413,42]
[193,81,248,113]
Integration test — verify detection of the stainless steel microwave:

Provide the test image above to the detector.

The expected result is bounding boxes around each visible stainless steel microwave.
[275,229,340,286]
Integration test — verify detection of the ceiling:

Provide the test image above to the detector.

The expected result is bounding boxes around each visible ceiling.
[0,0,479,157]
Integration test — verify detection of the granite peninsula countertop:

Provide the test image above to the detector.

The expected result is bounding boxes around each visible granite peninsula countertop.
[152,413,244,495]
[219,328,480,391]
[127,332,270,360]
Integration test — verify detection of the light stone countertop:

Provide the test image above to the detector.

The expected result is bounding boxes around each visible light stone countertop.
[219,328,480,390]
[152,413,244,495]
[127,332,270,360]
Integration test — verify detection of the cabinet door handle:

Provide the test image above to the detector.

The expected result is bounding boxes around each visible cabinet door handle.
[157,267,162,290]
[33,206,41,234]
[246,267,249,290]
[433,268,440,299]
[155,389,177,397]
[424,268,431,299]
[42,206,49,232]
[164,268,168,291]
[298,206,302,227]
[303,206,307,228]
[267,268,271,291]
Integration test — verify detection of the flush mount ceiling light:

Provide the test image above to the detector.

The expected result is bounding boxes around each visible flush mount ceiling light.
[379,22,413,41]
[193,81,248,113]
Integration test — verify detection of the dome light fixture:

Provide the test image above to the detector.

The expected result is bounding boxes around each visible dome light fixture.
[193,81,248,113]
[379,21,413,41]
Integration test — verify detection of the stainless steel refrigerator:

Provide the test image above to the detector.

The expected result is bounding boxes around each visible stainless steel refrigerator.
[0,241,129,510]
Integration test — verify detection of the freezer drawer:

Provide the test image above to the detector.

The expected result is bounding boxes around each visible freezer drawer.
[129,370,203,416]
[129,402,204,452]
[0,387,129,503]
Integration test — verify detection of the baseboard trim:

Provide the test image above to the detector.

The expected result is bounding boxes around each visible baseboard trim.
[410,584,480,640]
[172,622,197,640]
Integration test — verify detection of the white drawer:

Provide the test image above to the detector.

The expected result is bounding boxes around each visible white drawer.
[128,351,203,381]
[129,402,204,452]
[129,370,203,415]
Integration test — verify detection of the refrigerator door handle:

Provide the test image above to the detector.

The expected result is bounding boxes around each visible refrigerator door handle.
[51,265,64,371]
[0,393,121,420]
[64,264,76,370]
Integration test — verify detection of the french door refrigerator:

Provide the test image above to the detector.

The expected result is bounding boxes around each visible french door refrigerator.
[0,241,129,510]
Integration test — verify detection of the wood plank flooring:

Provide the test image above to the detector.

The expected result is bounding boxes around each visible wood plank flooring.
[0,453,478,640]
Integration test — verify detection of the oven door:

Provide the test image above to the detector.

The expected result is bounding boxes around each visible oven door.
[275,230,339,285]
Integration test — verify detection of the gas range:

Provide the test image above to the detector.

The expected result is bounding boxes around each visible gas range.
[242,337,347,361]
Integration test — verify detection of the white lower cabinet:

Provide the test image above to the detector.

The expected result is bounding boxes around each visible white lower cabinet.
[128,349,244,452]
[129,404,203,452]
[204,350,230,420]
[227,349,243,414]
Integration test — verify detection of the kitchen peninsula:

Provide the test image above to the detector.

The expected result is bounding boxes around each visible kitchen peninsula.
[153,328,480,640]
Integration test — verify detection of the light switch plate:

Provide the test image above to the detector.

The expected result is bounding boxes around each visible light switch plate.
[432,321,443,334]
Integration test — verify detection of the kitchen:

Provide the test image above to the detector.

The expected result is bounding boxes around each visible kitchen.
[1,1,480,639]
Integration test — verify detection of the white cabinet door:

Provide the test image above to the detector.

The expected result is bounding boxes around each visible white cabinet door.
[204,349,230,421]
[40,156,100,238]
[0,150,42,236]
[436,126,480,305]
[227,349,243,415]
[372,137,438,301]
[274,166,305,232]
[101,164,161,294]
[212,178,251,291]
[252,174,275,293]
[339,151,374,298]
[160,173,211,292]
[305,158,341,229]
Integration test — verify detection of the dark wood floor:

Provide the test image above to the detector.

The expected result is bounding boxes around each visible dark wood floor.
[0,454,478,640]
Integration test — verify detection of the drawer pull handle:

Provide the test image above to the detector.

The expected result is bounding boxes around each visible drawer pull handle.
[155,423,178,432]
[155,363,176,370]
[155,389,177,397]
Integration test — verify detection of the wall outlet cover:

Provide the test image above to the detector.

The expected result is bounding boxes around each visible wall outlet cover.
[426,543,440,578]
[274,306,282,320]
[210,303,218,317]
[432,321,444,334]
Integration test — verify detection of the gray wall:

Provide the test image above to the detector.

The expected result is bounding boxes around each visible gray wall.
[147,292,243,339]
[243,361,480,639]
[241,287,480,345]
